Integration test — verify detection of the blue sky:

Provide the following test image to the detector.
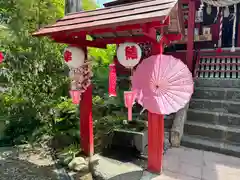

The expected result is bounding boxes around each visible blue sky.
[96,0,114,7]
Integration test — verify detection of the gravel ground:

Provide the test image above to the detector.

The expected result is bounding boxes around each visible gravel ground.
[0,146,59,180]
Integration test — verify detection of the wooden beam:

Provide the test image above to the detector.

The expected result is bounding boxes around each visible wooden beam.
[163,16,170,26]
[164,33,182,42]
[162,35,170,46]
[93,35,156,44]
[142,17,170,42]
[180,0,190,3]
[49,19,170,46]
[142,27,157,42]
[53,38,107,48]
[52,32,162,47]
[186,0,195,72]
[89,20,169,35]
[51,34,107,48]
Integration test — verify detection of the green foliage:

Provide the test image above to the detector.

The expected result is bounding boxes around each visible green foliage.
[82,0,98,10]
[0,0,135,153]
[51,98,79,140]
[0,0,69,144]
[89,45,116,65]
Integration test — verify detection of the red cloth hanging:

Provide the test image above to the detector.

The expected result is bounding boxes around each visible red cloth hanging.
[0,52,4,63]
[216,47,222,53]
[124,91,136,121]
[109,63,117,97]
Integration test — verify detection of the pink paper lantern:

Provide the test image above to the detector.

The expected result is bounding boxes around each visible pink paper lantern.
[117,42,142,68]
[69,90,81,104]
[64,46,85,68]
[124,91,136,121]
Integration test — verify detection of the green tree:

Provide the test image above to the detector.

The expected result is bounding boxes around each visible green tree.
[0,0,68,144]
[0,0,128,149]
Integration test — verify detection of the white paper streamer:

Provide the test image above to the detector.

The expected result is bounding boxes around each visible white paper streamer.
[218,9,223,48]
[231,4,237,52]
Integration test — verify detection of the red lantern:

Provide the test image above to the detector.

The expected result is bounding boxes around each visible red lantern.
[124,91,137,121]
[69,90,81,104]
[0,52,4,64]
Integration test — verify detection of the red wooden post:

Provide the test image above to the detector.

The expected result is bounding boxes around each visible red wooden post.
[148,34,164,173]
[80,84,94,156]
[148,112,164,173]
[80,45,93,156]
[186,0,196,72]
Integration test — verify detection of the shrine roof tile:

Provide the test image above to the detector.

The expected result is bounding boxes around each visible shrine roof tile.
[33,0,178,36]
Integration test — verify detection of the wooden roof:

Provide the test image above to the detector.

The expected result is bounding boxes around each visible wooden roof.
[33,0,184,47]
[103,0,145,7]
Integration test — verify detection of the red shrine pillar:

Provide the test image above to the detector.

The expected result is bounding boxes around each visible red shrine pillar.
[148,113,164,173]
[80,47,94,156]
[186,0,196,72]
[148,38,164,174]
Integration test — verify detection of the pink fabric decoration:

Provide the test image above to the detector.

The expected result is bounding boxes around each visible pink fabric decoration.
[0,52,4,63]
[132,54,194,115]
[124,91,137,121]
[109,64,117,97]
[69,90,81,104]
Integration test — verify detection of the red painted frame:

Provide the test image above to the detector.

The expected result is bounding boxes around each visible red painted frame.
[49,11,182,174]
[194,51,200,78]
[51,17,171,48]
[186,0,195,72]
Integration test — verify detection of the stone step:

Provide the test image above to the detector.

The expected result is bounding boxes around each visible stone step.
[110,129,147,154]
[181,135,240,158]
[192,87,240,101]
[195,78,240,88]
[184,121,240,144]
[189,98,240,115]
[90,154,143,180]
[187,109,240,127]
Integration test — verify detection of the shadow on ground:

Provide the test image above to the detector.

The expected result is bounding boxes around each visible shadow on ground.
[0,146,58,180]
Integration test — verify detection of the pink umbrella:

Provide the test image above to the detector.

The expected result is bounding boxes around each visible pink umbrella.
[132,54,194,115]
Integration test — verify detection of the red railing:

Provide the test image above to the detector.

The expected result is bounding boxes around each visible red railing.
[193,51,200,78]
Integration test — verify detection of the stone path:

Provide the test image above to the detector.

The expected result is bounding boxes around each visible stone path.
[0,146,59,180]
[1,145,240,180]
[141,147,240,180]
